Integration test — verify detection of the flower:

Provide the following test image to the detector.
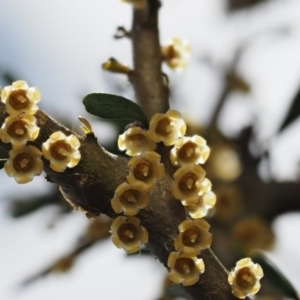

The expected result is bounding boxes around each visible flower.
[170,135,210,166]
[121,0,147,10]
[214,184,243,223]
[233,217,275,253]
[185,191,217,219]
[4,145,43,184]
[1,80,41,116]
[0,115,40,148]
[174,219,212,254]
[168,248,205,286]
[111,182,150,216]
[118,126,156,156]
[161,38,191,71]
[127,151,165,191]
[228,258,264,299]
[42,131,81,172]
[147,110,186,146]
[110,216,148,253]
[208,144,242,182]
[171,164,206,204]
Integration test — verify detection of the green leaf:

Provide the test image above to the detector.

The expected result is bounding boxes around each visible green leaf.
[279,85,300,132]
[251,252,299,300]
[83,93,149,127]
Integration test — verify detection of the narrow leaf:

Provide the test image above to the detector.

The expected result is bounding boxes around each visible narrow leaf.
[83,93,149,126]
[251,252,299,300]
[279,85,300,132]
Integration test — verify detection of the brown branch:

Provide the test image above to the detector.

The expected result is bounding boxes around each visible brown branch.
[130,1,169,119]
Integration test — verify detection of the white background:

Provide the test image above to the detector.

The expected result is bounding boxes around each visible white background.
[0,0,300,299]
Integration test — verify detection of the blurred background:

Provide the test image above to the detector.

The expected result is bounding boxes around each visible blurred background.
[1,0,300,299]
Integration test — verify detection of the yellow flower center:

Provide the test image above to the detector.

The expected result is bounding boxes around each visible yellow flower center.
[13,152,33,173]
[155,117,174,136]
[174,258,195,276]
[118,223,137,243]
[182,226,200,246]
[120,189,139,207]
[236,267,256,290]
[133,160,153,181]
[50,140,72,160]
[179,172,197,194]
[7,120,28,138]
[8,90,30,110]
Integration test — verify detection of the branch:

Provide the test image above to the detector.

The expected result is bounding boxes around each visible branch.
[130,0,169,118]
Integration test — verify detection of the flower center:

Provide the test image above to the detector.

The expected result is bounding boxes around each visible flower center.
[128,134,145,147]
[182,226,200,246]
[50,140,72,160]
[118,223,137,243]
[7,120,28,138]
[166,45,179,60]
[8,90,30,111]
[133,160,153,181]
[13,152,33,173]
[120,189,139,206]
[155,117,174,136]
[178,141,196,162]
[174,258,195,275]
[179,172,197,194]
[236,267,256,290]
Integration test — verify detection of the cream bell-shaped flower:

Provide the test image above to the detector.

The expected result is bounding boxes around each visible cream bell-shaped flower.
[168,248,205,286]
[127,151,165,192]
[228,258,264,299]
[147,110,186,146]
[161,38,191,71]
[4,145,43,184]
[171,165,206,205]
[170,135,210,166]
[174,219,212,254]
[42,131,81,172]
[118,126,156,156]
[1,80,41,117]
[0,115,40,149]
[111,182,150,216]
[185,191,217,219]
[110,216,148,254]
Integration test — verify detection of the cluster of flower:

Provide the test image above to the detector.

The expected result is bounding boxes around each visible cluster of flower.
[0,81,81,184]
[110,109,264,298]
[109,109,214,286]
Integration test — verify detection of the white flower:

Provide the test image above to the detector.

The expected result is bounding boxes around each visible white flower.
[118,126,156,156]
[42,131,81,172]
[111,182,150,216]
[174,219,212,254]
[4,145,43,184]
[127,151,165,192]
[170,135,210,166]
[0,115,40,149]
[110,216,148,254]
[161,38,191,71]
[147,109,186,146]
[171,164,206,205]
[185,191,217,219]
[1,80,41,116]
[228,258,264,299]
[168,248,205,286]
